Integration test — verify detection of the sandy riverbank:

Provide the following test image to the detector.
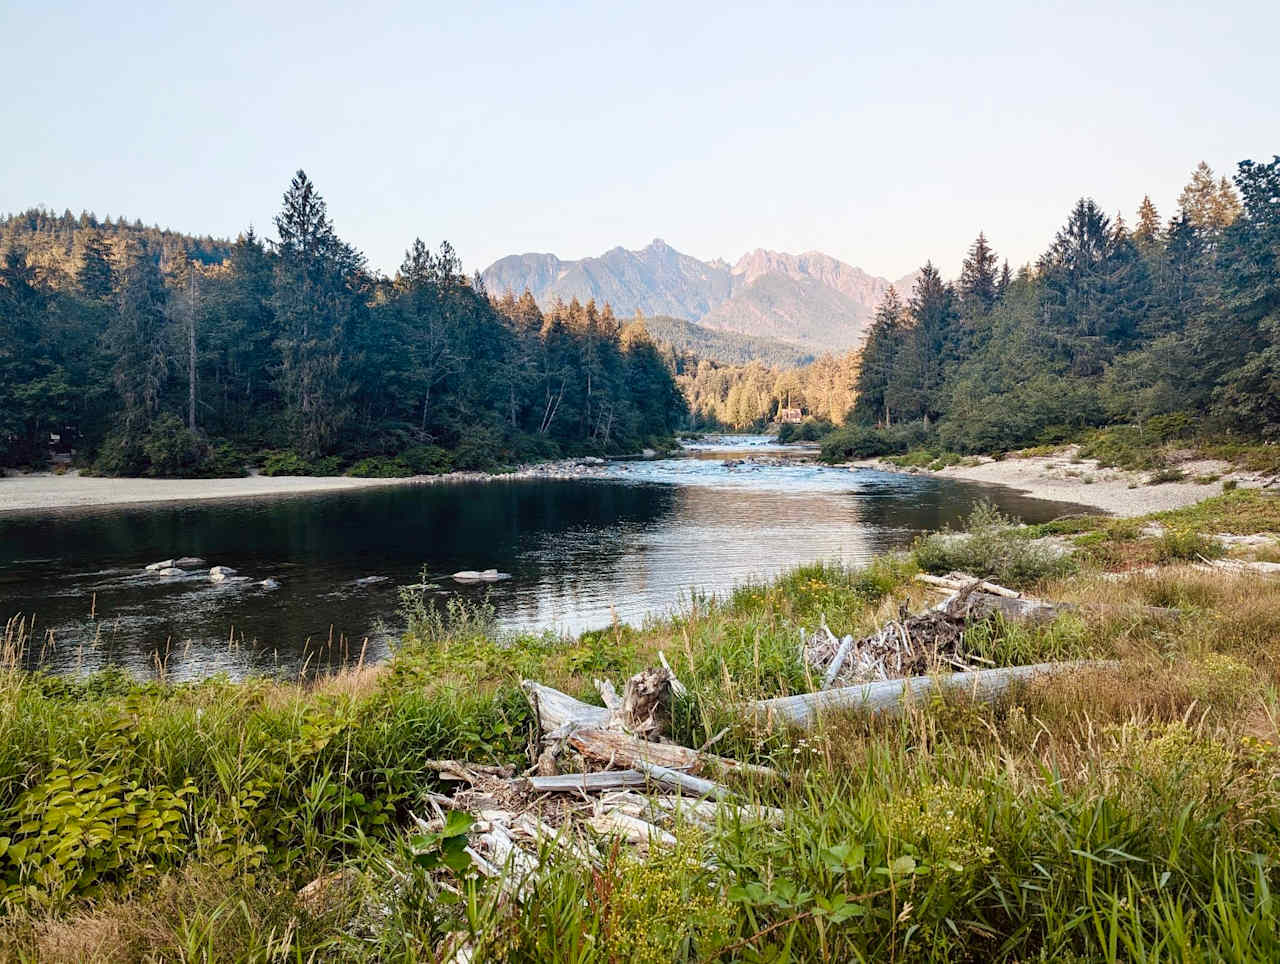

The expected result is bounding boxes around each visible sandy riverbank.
[0,461,611,515]
[848,445,1266,515]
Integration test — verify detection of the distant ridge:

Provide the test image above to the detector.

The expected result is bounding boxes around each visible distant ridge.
[482,239,916,355]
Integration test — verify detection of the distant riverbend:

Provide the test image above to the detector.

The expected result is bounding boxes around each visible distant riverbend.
[1,438,1085,681]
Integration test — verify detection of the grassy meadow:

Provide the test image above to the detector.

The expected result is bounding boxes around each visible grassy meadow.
[3,491,1280,961]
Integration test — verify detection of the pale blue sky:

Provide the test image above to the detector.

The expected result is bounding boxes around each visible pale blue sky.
[3,0,1277,279]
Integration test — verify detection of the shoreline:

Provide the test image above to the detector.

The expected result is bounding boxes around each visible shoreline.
[0,459,613,516]
[845,444,1265,515]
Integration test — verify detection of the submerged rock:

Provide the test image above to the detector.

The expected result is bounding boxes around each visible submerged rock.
[209,566,238,582]
[257,578,281,590]
[353,575,390,586]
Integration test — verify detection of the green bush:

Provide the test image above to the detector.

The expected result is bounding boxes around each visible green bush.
[346,456,413,478]
[819,421,934,462]
[1155,528,1225,562]
[777,418,834,444]
[912,502,1076,588]
[260,451,344,477]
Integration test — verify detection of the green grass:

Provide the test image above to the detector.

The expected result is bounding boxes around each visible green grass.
[5,495,1280,960]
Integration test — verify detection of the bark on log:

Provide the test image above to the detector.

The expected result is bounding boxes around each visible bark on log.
[751,660,1116,730]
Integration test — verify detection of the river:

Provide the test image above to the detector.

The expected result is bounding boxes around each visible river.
[0,439,1082,680]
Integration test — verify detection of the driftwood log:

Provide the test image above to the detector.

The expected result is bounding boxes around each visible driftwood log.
[752,659,1115,730]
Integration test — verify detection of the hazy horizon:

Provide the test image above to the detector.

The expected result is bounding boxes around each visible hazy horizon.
[4,0,1277,280]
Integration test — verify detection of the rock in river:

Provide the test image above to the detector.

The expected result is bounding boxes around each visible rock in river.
[174,556,206,569]
[145,559,176,572]
[157,567,185,577]
[451,569,511,583]
[209,566,238,582]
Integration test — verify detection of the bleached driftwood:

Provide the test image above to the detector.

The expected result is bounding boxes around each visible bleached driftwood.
[915,572,1021,598]
[634,759,733,801]
[566,726,775,780]
[588,810,677,849]
[821,634,856,689]
[752,660,1114,730]
[522,681,611,732]
[1199,558,1280,576]
[519,770,648,793]
[648,795,786,827]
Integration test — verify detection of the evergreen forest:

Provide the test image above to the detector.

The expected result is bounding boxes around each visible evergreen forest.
[0,172,687,476]
[824,157,1280,458]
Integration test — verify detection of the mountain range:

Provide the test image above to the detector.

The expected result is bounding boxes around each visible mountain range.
[481,239,917,355]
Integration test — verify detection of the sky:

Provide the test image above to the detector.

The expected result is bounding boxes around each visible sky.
[3,0,1278,280]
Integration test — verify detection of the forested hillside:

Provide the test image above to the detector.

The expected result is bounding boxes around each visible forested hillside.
[635,314,814,368]
[676,350,861,430]
[0,172,687,476]
[823,157,1280,459]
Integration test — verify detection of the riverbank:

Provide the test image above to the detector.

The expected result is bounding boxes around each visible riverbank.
[847,443,1267,515]
[0,459,613,514]
[4,488,1280,960]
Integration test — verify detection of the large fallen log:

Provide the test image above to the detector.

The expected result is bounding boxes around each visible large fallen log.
[751,660,1115,730]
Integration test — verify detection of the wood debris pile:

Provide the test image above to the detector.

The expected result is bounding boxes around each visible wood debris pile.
[802,573,1067,688]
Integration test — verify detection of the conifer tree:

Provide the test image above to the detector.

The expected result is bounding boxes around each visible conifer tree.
[958,232,998,316]
[1135,196,1161,247]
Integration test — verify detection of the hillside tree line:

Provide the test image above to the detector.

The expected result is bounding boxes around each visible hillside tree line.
[824,157,1280,457]
[0,172,686,475]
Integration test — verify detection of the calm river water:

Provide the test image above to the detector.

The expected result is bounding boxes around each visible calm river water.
[0,440,1081,680]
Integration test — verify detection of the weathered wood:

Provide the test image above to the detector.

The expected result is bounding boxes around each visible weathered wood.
[1201,558,1280,576]
[634,759,733,800]
[752,660,1116,730]
[518,770,648,793]
[521,680,611,731]
[915,572,1021,598]
[588,810,677,849]
[566,726,775,780]
[594,678,623,712]
[619,666,676,738]
[648,795,786,827]
[821,634,855,689]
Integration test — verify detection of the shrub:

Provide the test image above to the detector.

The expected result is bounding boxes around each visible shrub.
[346,456,413,478]
[912,502,1076,588]
[1155,528,1224,562]
[777,418,834,444]
[260,451,343,476]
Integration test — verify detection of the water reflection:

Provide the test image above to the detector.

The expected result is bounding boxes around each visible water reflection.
[0,455,1082,680]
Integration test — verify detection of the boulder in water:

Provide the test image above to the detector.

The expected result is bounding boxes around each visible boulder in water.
[353,575,390,586]
[175,556,206,569]
[258,578,281,590]
[145,559,176,572]
[452,569,511,583]
[157,567,185,577]
[209,566,238,582]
